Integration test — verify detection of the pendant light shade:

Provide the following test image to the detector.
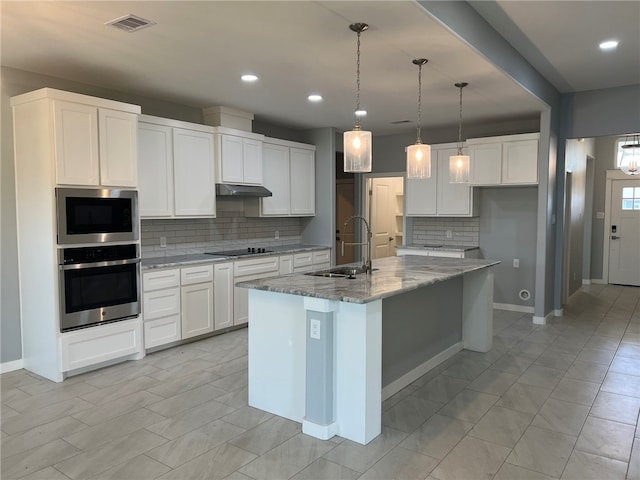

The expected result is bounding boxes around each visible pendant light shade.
[449,82,470,183]
[407,59,431,179]
[620,134,640,176]
[344,22,372,173]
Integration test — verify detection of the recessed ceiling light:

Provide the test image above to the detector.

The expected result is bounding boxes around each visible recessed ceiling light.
[355,109,367,117]
[241,74,258,82]
[308,94,323,102]
[599,40,619,50]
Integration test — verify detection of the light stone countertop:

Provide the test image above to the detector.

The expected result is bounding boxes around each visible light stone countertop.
[141,244,330,270]
[236,255,499,304]
[397,244,480,252]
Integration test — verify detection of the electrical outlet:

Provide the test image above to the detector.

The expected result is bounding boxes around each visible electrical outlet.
[513,258,519,268]
[160,236,167,248]
[310,319,321,340]
[275,230,279,239]
[446,229,453,239]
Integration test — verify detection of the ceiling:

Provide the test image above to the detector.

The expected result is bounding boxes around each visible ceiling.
[2,1,638,136]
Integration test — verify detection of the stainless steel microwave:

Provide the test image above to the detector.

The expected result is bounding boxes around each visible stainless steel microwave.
[56,187,139,245]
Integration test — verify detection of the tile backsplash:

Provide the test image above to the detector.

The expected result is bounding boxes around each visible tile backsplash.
[141,198,303,258]
[411,217,479,247]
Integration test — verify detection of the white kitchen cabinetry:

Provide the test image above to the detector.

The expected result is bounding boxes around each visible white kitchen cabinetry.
[312,250,331,270]
[138,115,216,218]
[142,269,181,349]
[11,88,142,382]
[215,128,264,185]
[233,256,280,326]
[214,262,234,331]
[406,143,477,217]
[279,255,294,274]
[468,133,539,185]
[180,265,214,339]
[246,138,316,217]
[54,99,137,187]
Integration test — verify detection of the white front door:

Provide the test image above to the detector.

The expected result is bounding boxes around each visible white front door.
[608,179,640,286]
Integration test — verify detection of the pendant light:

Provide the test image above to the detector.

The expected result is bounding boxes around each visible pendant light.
[344,22,372,173]
[449,82,470,183]
[406,59,431,179]
[620,133,640,175]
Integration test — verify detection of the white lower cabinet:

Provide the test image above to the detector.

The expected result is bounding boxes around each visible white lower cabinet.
[181,282,214,339]
[396,247,480,259]
[60,318,143,372]
[214,262,234,330]
[234,256,280,326]
[279,255,293,274]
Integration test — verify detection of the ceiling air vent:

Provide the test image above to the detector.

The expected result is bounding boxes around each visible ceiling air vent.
[389,120,412,125]
[106,14,156,33]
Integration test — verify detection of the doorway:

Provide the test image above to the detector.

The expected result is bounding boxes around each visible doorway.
[607,177,640,286]
[335,180,355,265]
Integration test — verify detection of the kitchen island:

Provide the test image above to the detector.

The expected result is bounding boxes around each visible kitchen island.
[237,255,499,445]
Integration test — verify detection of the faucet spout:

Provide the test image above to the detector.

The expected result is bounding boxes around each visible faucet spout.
[343,215,373,274]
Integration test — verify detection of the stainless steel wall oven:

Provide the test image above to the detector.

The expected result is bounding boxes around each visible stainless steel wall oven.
[59,244,140,332]
[56,187,139,245]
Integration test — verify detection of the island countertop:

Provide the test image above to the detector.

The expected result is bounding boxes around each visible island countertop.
[237,255,499,304]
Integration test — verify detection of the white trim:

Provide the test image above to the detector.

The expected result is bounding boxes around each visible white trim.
[603,170,634,284]
[493,302,534,314]
[554,309,563,317]
[1,359,25,374]
[302,419,338,440]
[381,341,463,401]
[582,279,591,285]
[590,278,606,284]
[532,311,554,325]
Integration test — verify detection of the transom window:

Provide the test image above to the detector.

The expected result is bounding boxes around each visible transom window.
[622,187,640,210]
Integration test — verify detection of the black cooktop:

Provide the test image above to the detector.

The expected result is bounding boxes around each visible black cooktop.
[206,247,274,257]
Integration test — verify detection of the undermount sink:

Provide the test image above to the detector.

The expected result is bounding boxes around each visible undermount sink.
[305,265,378,279]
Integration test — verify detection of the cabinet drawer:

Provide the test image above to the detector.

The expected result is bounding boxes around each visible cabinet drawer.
[144,315,180,349]
[60,318,142,372]
[143,269,180,292]
[143,287,180,320]
[428,250,464,258]
[312,250,330,265]
[293,252,313,268]
[234,256,279,276]
[181,264,214,286]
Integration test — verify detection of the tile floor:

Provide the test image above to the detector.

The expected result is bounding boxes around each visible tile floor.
[1,283,639,480]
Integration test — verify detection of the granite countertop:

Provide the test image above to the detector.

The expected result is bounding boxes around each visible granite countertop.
[141,244,330,270]
[397,244,480,252]
[237,255,499,304]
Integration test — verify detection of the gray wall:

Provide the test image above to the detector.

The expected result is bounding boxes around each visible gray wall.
[479,187,537,307]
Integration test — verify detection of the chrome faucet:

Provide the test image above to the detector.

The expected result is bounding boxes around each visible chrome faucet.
[342,215,373,274]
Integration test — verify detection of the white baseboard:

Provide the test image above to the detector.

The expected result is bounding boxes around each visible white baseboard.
[532,311,554,325]
[381,341,463,401]
[582,279,591,285]
[1,359,25,374]
[554,309,563,317]
[302,419,338,440]
[590,278,606,285]
[493,303,534,314]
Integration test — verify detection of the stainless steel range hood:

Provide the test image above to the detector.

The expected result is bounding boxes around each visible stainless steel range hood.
[215,183,272,197]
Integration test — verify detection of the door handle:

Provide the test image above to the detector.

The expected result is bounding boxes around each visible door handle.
[388,236,394,241]
[611,235,620,240]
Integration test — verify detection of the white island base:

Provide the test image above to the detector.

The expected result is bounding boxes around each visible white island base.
[247,265,494,445]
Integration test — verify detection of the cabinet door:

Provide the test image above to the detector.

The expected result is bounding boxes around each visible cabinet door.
[279,255,293,274]
[405,162,437,216]
[261,143,290,215]
[173,128,216,216]
[437,148,473,216]
[144,315,181,349]
[469,143,501,185]
[243,138,263,185]
[502,139,538,184]
[214,262,234,330]
[290,148,315,216]
[53,100,100,186]
[181,282,214,339]
[220,134,244,183]
[138,123,174,217]
[98,109,137,187]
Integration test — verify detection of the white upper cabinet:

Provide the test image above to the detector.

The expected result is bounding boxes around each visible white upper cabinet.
[290,147,315,215]
[138,115,216,218]
[468,133,539,186]
[405,143,476,217]
[53,100,137,187]
[215,128,264,185]
[246,138,315,217]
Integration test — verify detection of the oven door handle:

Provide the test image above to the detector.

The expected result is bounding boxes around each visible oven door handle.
[59,258,141,270]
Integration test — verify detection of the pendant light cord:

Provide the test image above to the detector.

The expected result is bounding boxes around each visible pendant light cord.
[355,30,361,129]
[457,84,465,155]
[416,63,422,143]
